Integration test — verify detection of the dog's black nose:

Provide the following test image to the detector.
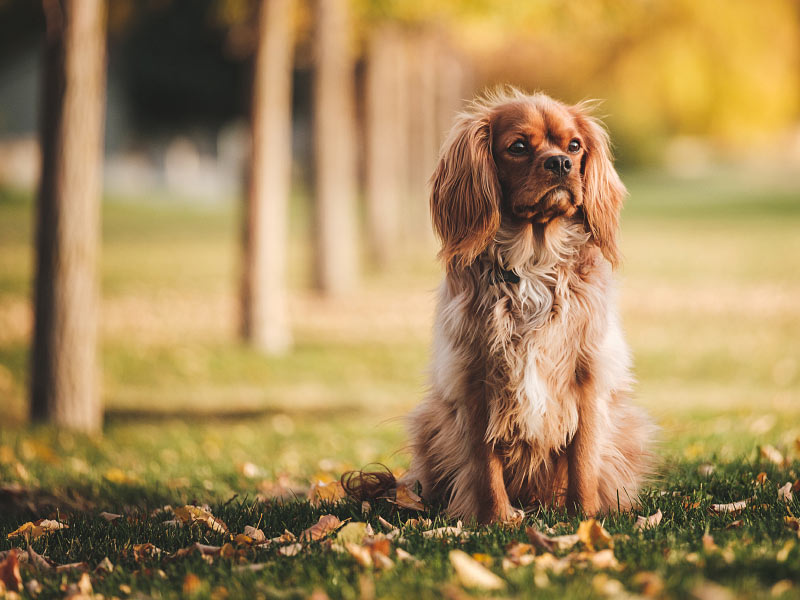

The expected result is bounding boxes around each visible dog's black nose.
[543,155,572,177]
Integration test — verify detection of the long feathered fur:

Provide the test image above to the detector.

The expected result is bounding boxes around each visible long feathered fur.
[347,88,655,523]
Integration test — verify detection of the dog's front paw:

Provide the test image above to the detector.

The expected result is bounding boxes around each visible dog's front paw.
[497,504,525,525]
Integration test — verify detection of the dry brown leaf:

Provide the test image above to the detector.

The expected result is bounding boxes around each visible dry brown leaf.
[634,509,663,531]
[132,543,163,561]
[270,530,297,545]
[300,515,344,542]
[449,550,506,590]
[502,542,535,570]
[54,561,89,573]
[24,578,42,596]
[94,557,114,574]
[243,525,266,543]
[778,482,793,502]
[25,547,54,570]
[709,498,750,515]
[173,505,229,534]
[760,445,785,466]
[373,552,394,570]
[392,484,425,511]
[0,549,22,592]
[756,472,768,485]
[526,525,580,552]
[702,534,719,552]
[784,516,800,535]
[533,552,570,575]
[7,519,69,541]
[588,549,619,570]
[577,519,613,551]
[725,520,743,530]
[308,481,346,506]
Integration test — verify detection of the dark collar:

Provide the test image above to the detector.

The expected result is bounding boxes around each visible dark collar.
[492,267,520,285]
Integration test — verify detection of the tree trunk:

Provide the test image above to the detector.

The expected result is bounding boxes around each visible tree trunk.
[241,0,294,353]
[312,0,359,294]
[364,24,408,267]
[31,0,106,432]
[405,30,439,244]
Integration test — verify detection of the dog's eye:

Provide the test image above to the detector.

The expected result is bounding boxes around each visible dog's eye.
[508,141,528,155]
[568,139,581,153]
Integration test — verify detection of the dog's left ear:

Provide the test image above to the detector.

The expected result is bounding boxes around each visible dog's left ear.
[571,104,627,268]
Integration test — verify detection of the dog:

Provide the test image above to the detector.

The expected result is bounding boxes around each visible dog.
[345,88,654,524]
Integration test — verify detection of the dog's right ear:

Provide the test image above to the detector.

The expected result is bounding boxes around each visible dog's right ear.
[430,112,501,270]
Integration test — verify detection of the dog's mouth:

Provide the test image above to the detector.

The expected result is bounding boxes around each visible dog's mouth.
[512,187,578,222]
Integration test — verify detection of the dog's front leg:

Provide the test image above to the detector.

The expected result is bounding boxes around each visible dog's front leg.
[567,395,601,516]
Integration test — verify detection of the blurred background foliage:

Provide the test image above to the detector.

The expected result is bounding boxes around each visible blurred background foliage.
[0,0,798,447]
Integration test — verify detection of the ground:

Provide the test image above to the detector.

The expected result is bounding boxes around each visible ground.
[0,170,798,598]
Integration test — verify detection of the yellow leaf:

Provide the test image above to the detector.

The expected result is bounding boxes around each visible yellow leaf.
[242,525,266,543]
[336,522,369,545]
[308,481,346,506]
[577,519,613,551]
[449,550,506,590]
[300,514,344,542]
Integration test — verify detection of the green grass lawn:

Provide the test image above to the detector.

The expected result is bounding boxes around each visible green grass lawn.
[0,170,799,598]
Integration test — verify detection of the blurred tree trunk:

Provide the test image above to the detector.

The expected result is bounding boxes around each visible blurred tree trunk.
[405,30,439,244]
[240,0,294,353]
[312,0,358,294]
[31,0,106,432]
[364,24,407,267]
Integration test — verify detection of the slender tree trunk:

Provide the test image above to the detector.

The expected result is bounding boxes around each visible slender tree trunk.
[31,0,106,432]
[241,0,294,353]
[312,0,358,294]
[364,24,406,267]
[405,30,439,243]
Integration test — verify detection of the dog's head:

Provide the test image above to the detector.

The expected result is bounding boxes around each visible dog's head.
[430,89,626,269]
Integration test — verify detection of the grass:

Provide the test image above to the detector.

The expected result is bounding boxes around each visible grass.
[0,169,799,598]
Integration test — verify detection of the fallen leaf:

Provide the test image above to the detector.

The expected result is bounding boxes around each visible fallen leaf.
[361,501,371,515]
[391,484,425,511]
[449,550,506,590]
[593,573,624,596]
[771,580,794,597]
[632,571,664,597]
[300,515,344,542]
[24,578,42,597]
[308,481,346,506]
[756,472,768,485]
[0,549,22,592]
[577,519,613,551]
[710,498,751,515]
[395,548,420,565]
[345,543,372,567]
[778,482,793,502]
[7,519,68,541]
[760,445,785,466]
[702,534,719,552]
[337,522,370,545]
[634,509,663,531]
[726,520,743,530]
[99,511,122,522]
[526,525,580,552]
[173,505,229,534]
[422,521,469,539]
[54,562,89,573]
[94,557,113,574]
[269,530,297,545]
[132,543,163,561]
[691,581,735,600]
[24,547,54,570]
[784,517,800,535]
[278,543,302,557]
[502,542,535,570]
[182,574,203,596]
[243,525,266,543]
[588,549,619,569]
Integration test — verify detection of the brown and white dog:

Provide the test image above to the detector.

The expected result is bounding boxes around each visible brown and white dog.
[343,88,654,524]
[400,89,654,524]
